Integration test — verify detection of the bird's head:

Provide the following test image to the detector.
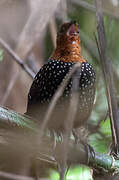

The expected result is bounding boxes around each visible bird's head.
[57,21,80,46]
[51,21,86,63]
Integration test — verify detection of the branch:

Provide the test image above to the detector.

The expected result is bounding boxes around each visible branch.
[0,38,35,79]
[95,0,119,155]
[58,64,82,180]
[72,0,119,20]
[0,107,119,175]
[0,171,48,180]
[0,106,39,131]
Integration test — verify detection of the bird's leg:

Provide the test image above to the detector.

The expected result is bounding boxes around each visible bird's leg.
[55,132,67,180]
[58,131,64,143]
[50,130,64,149]
[58,160,67,180]
[72,128,95,164]
[59,166,66,180]
[72,129,80,144]
[84,143,95,165]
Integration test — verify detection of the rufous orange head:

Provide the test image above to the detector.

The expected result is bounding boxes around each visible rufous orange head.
[51,21,86,63]
[57,21,80,47]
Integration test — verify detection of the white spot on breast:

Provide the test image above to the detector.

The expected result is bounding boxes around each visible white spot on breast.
[68,84,71,88]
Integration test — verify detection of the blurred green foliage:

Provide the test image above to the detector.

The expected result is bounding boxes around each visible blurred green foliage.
[50,166,92,180]
[91,118,111,153]
[0,49,3,61]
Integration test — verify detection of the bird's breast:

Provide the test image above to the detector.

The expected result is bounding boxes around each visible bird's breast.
[27,59,96,128]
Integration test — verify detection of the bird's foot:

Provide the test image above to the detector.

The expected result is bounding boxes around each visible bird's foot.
[50,130,64,149]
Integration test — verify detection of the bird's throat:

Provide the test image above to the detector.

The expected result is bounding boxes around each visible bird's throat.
[51,42,86,63]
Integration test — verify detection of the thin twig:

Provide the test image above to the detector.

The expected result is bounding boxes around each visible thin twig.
[0,38,35,78]
[0,38,35,105]
[0,171,48,180]
[95,0,119,154]
[60,65,82,180]
[72,0,119,20]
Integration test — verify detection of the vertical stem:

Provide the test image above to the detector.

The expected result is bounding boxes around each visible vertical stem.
[95,0,119,154]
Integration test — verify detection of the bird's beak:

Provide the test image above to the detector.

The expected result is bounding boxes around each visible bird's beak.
[66,22,79,36]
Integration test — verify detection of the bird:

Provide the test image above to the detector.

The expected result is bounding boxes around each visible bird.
[26,21,96,133]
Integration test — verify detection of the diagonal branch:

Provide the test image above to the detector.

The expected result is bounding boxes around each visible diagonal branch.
[40,63,81,138]
[72,0,119,20]
[59,65,82,180]
[0,38,35,79]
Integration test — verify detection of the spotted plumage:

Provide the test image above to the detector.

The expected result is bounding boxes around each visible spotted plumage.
[26,21,96,131]
[27,59,95,129]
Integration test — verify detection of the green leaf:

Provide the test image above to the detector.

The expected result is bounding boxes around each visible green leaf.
[89,133,109,153]
[99,118,111,137]
[89,118,111,153]
[49,166,93,180]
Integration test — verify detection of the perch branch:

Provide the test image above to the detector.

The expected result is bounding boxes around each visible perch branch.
[0,106,119,174]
